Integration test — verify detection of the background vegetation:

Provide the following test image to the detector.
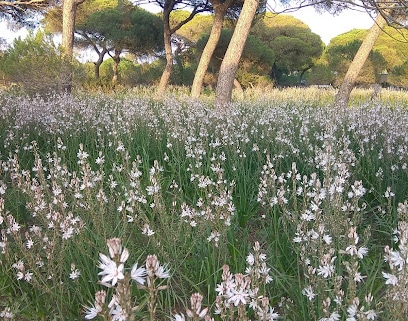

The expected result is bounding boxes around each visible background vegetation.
[1,3,407,93]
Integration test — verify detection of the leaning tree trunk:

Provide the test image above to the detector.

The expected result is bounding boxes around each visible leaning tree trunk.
[215,0,259,106]
[157,0,205,95]
[299,66,312,85]
[191,0,233,98]
[157,7,173,96]
[112,49,121,85]
[334,13,387,108]
[94,44,108,80]
[94,50,105,80]
[61,0,85,92]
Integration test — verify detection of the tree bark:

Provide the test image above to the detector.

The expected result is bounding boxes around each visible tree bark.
[157,6,173,96]
[94,45,108,80]
[334,13,387,108]
[111,48,121,85]
[191,0,233,98]
[61,0,85,92]
[157,1,210,96]
[299,66,311,85]
[62,0,77,57]
[215,0,259,107]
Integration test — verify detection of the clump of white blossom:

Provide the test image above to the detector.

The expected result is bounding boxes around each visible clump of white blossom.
[257,131,378,320]
[0,90,408,320]
[84,238,170,321]
[382,201,408,318]
[213,241,278,321]
[181,152,236,248]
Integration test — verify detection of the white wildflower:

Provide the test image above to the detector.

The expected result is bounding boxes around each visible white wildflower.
[365,310,377,320]
[173,313,186,321]
[302,285,316,301]
[130,263,146,284]
[382,272,398,285]
[323,234,332,244]
[84,303,102,320]
[246,253,255,266]
[389,251,405,270]
[317,264,334,278]
[98,253,124,286]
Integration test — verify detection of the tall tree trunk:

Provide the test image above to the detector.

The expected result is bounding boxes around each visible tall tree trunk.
[94,43,108,80]
[299,66,311,85]
[94,62,100,79]
[94,57,103,80]
[157,7,173,96]
[76,31,107,80]
[61,0,85,92]
[191,0,233,98]
[157,0,209,95]
[334,13,387,108]
[111,48,121,85]
[215,0,259,106]
[62,0,76,58]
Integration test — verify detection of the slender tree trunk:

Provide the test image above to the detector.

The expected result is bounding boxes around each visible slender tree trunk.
[62,0,76,57]
[112,49,121,85]
[61,0,85,92]
[94,62,100,79]
[191,0,232,98]
[77,31,107,80]
[299,66,311,85]
[215,0,259,106]
[157,0,207,95]
[158,7,173,96]
[334,13,387,108]
[94,48,107,79]
[94,45,108,79]
[61,0,76,92]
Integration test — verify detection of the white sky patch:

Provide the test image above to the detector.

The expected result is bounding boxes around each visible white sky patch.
[285,6,375,44]
[0,21,29,45]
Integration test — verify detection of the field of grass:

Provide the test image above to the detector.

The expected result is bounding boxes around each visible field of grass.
[0,87,408,321]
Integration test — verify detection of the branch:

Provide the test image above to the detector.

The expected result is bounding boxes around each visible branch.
[169,0,212,33]
[0,0,50,10]
[267,0,373,15]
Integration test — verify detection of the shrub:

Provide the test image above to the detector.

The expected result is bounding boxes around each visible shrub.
[0,31,84,95]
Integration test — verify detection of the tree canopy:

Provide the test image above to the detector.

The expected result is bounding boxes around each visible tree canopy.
[196,28,275,84]
[324,26,408,86]
[82,5,163,55]
[0,0,55,27]
[173,10,215,43]
[43,0,120,32]
[250,13,323,85]
[2,0,408,93]
[82,4,164,83]
[328,27,408,69]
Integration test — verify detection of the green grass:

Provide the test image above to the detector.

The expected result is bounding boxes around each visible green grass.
[0,87,407,320]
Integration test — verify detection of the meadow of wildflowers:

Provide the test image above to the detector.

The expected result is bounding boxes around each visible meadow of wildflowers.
[0,87,407,320]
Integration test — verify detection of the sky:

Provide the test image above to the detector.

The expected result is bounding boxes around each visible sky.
[1,21,28,44]
[0,2,376,48]
[279,5,375,44]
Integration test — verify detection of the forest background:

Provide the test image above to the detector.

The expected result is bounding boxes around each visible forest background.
[0,0,407,94]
